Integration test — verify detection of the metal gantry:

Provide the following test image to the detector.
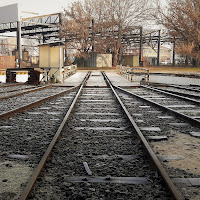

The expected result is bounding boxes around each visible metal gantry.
[0,12,177,67]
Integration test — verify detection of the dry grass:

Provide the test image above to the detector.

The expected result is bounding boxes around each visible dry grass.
[77,66,200,74]
[145,66,200,74]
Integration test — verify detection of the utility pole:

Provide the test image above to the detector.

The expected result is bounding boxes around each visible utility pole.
[17,20,22,68]
[157,30,161,66]
[172,38,175,66]
[139,27,143,66]
[91,19,95,53]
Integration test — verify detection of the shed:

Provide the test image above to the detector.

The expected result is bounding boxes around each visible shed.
[122,55,139,67]
[39,41,64,82]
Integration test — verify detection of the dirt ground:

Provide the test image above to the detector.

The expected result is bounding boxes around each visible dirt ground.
[145,66,200,74]
[77,66,200,75]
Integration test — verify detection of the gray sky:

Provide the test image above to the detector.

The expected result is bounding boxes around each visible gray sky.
[0,0,74,18]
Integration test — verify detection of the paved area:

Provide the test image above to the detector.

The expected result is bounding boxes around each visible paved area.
[86,71,107,87]
[62,71,88,86]
[106,71,140,87]
[55,71,141,87]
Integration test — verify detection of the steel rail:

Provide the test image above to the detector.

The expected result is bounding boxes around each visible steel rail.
[102,72,184,200]
[142,85,200,105]
[0,86,77,120]
[0,83,25,88]
[169,84,200,93]
[0,85,52,101]
[115,85,200,128]
[0,86,37,94]
[19,71,91,200]
[151,86,200,100]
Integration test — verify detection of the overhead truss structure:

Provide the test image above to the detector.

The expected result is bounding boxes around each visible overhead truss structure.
[0,13,61,42]
[0,12,177,66]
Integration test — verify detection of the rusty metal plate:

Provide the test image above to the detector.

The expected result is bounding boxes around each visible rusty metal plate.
[146,97,167,100]
[46,112,62,115]
[136,120,144,123]
[190,132,200,137]
[0,126,12,129]
[50,118,60,121]
[179,110,200,113]
[74,127,127,131]
[52,106,66,109]
[95,154,138,161]
[75,112,120,116]
[92,135,132,138]
[79,119,125,122]
[148,111,162,114]
[140,95,165,98]
[191,116,200,119]
[166,105,196,108]
[38,107,51,110]
[169,123,189,127]
[80,100,114,102]
[79,102,114,105]
[157,116,174,119]
[8,154,29,160]
[64,176,150,184]
[172,178,200,186]
[27,112,42,115]
[146,136,168,141]
[132,114,143,116]
[139,105,151,108]
[139,127,161,131]
[158,155,184,162]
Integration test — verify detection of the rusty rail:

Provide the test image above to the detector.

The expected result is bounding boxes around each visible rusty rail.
[0,86,77,120]
[102,71,184,200]
[0,86,37,94]
[19,71,91,200]
[0,83,25,87]
[0,85,52,101]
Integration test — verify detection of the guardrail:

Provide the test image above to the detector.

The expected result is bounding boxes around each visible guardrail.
[63,64,77,80]
[116,65,149,85]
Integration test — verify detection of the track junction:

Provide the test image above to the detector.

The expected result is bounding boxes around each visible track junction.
[0,71,200,200]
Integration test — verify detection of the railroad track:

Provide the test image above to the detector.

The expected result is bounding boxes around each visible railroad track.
[0,85,38,95]
[18,72,183,200]
[0,84,89,199]
[112,85,200,199]
[153,85,200,101]
[0,85,80,120]
[0,83,25,88]
[122,85,200,125]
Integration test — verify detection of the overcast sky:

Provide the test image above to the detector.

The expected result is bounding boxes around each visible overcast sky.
[0,0,167,18]
[0,0,74,18]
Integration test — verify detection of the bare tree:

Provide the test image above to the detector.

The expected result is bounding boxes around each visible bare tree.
[154,0,200,65]
[61,0,151,67]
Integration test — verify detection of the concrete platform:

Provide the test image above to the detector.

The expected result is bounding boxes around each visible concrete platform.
[86,71,107,87]
[54,71,140,87]
[62,71,88,86]
[105,72,140,87]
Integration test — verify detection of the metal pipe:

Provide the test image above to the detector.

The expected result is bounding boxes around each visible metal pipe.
[139,27,143,65]
[17,21,22,68]
[157,30,161,66]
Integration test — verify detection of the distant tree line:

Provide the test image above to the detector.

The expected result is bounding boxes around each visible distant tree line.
[154,0,200,66]
[60,0,151,67]
[61,0,200,67]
